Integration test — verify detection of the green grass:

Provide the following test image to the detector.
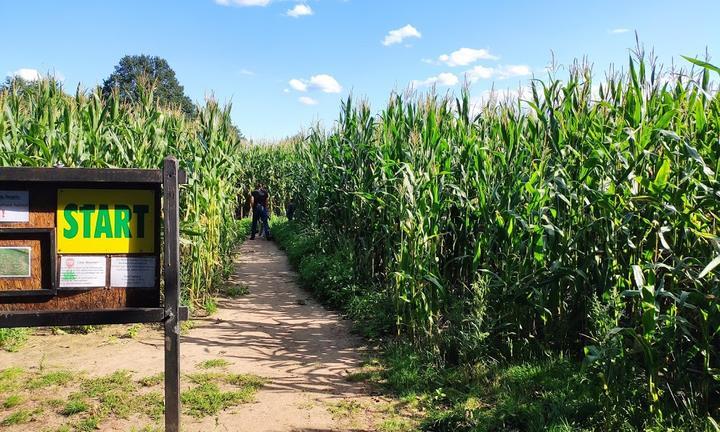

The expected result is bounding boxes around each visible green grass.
[28,370,75,389]
[0,408,35,426]
[74,416,101,431]
[378,417,415,432]
[52,325,98,335]
[181,372,266,418]
[225,373,266,388]
[181,383,254,418]
[180,319,196,335]
[197,359,230,369]
[81,370,134,397]
[327,399,363,420]
[0,328,29,352]
[0,360,264,428]
[138,372,164,387]
[222,284,250,298]
[60,398,88,416]
[342,343,604,432]
[138,391,165,421]
[0,367,25,392]
[3,394,23,409]
[125,323,142,339]
[203,297,218,315]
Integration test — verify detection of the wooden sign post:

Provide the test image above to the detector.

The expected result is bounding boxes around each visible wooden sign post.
[0,156,186,432]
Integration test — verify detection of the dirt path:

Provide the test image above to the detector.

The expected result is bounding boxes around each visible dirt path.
[0,240,408,431]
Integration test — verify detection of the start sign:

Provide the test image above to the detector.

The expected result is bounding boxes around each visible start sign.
[57,189,156,254]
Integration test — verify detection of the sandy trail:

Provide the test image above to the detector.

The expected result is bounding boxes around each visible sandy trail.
[0,240,397,432]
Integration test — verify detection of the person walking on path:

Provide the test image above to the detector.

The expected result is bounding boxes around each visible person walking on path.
[250,182,271,240]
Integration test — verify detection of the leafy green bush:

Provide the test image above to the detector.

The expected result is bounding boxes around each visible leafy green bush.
[271,218,394,338]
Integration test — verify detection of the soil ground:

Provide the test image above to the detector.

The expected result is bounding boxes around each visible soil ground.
[0,240,414,431]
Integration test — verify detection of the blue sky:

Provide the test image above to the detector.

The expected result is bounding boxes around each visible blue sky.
[2,0,718,139]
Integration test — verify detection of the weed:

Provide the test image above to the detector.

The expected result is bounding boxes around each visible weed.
[197,359,230,369]
[81,370,134,396]
[74,416,100,431]
[223,284,250,298]
[225,373,266,388]
[0,328,29,352]
[204,297,218,315]
[125,324,142,339]
[180,320,196,335]
[60,399,88,416]
[186,372,225,386]
[181,372,265,418]
[0,408,34,426]
[327,399,363,420]
[138,373,164,387]
[2,394,22,409]
[28,370,75,389]
[379,417,415,432]
[181,383,253,418]
[139,391,165,421]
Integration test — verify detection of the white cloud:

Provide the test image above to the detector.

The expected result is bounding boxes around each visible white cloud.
[289,78,308,92]
[289,74,342,93]
[298,96,318,105]
[308,74,342,93]
[609,28,630,34]
[438,48,498,67]
[466,65,494,81]
[382,24,421,46]
[412,72,459,88]
[287,4,313,17]
[466,64,532,83]
[9,68,42,81]
[498,64,531,78]
[239,68,255,76]
[215,0,271,6]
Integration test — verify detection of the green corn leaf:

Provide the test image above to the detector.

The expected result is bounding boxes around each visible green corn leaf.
[682,56,720,76]
[698,255,720,279]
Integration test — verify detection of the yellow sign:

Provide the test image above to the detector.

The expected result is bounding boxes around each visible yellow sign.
[57,189,156,254]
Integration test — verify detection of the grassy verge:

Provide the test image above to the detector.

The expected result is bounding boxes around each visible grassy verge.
[271,217,717,431]
[0,360,265,431]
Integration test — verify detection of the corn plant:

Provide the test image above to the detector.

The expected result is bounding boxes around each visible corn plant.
[0,80,246,310]
[268,52,719,424]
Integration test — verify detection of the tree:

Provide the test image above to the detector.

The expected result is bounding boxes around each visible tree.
[102,55,196,116]
[1,76,40,93]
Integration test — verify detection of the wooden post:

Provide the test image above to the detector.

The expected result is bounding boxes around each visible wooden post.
[163,157,181,432]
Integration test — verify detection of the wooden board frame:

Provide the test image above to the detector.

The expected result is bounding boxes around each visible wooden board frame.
[0,158,186,432]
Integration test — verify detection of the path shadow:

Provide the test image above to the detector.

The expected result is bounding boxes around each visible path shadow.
[181,241,373,398]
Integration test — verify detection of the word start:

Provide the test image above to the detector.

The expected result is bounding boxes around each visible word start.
[63,204,150,239]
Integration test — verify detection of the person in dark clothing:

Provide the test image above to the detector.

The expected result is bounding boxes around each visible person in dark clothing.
[250,183,270,240]
[286,198,296,221]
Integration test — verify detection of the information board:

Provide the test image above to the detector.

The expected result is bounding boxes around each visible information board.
[0,158,185,432]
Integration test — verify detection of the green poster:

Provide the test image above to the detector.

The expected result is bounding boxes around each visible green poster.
[0,247,31,278]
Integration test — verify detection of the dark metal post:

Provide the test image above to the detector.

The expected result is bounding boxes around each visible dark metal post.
[163,157,181,432]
